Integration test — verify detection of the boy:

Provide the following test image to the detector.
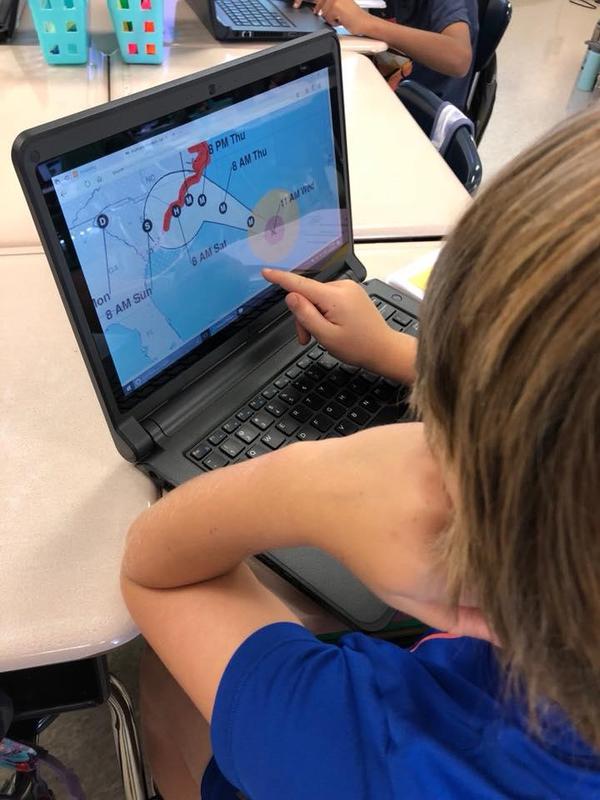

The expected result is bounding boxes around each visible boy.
[121,109,600,799]
[300,0,479,107]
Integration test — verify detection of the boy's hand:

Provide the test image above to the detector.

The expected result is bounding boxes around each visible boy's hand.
[262,268,414,381]
[302,0,371,35]
[317,0,371,35]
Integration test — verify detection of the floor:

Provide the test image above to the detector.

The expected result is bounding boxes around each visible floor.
[11,2,600,798]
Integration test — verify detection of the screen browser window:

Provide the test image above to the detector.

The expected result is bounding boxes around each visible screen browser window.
[49,68,343,395]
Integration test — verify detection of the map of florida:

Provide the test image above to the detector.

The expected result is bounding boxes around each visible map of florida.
[163,141,211,233]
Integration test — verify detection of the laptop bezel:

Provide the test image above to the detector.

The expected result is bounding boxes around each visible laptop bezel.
[12,32,360,440]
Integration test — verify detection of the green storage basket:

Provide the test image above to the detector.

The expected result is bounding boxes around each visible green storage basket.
[107,0,164,64]
[27,0,89,65]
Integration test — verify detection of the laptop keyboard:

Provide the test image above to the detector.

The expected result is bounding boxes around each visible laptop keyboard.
[186,297,418,471]
[217,0,293,28]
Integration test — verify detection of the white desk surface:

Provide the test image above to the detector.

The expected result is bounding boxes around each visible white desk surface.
[0,47,108,249]
[109,48,470,240]
[0,248,157,672]
[1,240,437,671]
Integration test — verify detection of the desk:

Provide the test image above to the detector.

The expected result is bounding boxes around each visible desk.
[0,47,108,249]
[109,48,471,240]
[0,241,436,672]
[0,247,157,672]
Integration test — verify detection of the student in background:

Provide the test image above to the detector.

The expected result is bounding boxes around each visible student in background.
[121,109,600,800]
[299,0,479,106]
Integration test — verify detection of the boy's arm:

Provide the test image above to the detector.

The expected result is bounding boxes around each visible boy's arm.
[121,424,451,720]
[309,0,472,78]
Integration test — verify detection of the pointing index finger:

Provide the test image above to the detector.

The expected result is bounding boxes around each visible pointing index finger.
[262,268,330,305]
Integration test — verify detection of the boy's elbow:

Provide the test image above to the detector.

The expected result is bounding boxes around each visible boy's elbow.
[448,44,472,78]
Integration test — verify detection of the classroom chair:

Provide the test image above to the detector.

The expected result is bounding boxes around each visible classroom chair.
[466,0,513,143]
[0,660,153,799]
[396,80,483,194]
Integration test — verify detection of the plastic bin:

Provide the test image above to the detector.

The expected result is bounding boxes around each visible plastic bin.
[27,0,89,65]
[107,0,164,64]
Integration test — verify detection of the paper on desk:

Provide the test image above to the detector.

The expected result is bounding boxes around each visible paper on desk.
[385,247,441,300]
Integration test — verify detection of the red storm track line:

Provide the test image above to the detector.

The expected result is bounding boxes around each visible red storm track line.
[163,142,211,233]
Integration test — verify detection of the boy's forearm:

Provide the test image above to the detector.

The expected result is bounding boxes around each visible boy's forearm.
[362,17,471,78]
[122,443,320,590]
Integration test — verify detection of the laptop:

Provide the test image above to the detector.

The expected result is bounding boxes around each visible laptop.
[187,0,327,42]
[12,31,420,631]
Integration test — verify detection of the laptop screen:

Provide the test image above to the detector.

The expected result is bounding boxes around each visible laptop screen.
[37,58,348,405]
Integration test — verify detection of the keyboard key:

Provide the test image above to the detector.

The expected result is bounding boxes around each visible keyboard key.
[362,371,379,384]
[373,382,400,403]
[320,354,338,371]
[405,320,420,336]
[306,365,326,382]
[274,376,289,389]
[297,356,311,369]
[276,416,300,435]
[336,390,357,407]
[371,298,382,308]
[285,365,301,379]
[203,453,228,470]
[279,389,301,405]
[328,369,350,387]
[262,429,286,450]
[360,397,381,414]
[236,407,253,422]
[236,425,260,444]
[308,346,323,360]
[223,418,240,433]
[220,438,245,458]
[335,419,359,436]
[348,407,370,425]
[310,413,333,432]
[315,380,337,399]
[323,401,345,420]
[190,444,211,461]
[292,378,314,394]
[290,405,311,423]
[250,396,266,410]
[261,386,278,399]
[246,443,270,459]
[265,399,287,417]
[303,392,324,410]
[392,311,412,327]
[296,427,320,442]
[349,376,370,395]
[208,430,227,446]
[377,303,395,320]
[340,363,359,375]
[251,411,273,431]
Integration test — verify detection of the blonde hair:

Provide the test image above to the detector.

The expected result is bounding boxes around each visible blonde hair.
[413,109,600,749]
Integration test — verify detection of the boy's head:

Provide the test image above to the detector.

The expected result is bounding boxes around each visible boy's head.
[414,110,600,748]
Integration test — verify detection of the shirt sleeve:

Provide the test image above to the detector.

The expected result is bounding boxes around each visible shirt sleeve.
[428,0,473,34]
[210,622,393,800]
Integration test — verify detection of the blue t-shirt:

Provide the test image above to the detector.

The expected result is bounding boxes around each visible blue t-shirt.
[389,0,479,108]
[203,623,600,799]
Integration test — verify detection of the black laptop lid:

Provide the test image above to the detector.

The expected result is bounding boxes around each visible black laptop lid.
[13,33,356,437]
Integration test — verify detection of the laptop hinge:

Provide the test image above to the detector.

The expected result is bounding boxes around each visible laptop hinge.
[117,416,156,462]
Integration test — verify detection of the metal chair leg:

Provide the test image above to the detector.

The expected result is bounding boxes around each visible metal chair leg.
[107,674,152,800]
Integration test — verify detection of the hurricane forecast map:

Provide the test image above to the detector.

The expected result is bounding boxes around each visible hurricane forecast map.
[53,68,343,394]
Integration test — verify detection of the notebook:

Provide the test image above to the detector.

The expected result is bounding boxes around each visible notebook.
[12,31,419,631]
